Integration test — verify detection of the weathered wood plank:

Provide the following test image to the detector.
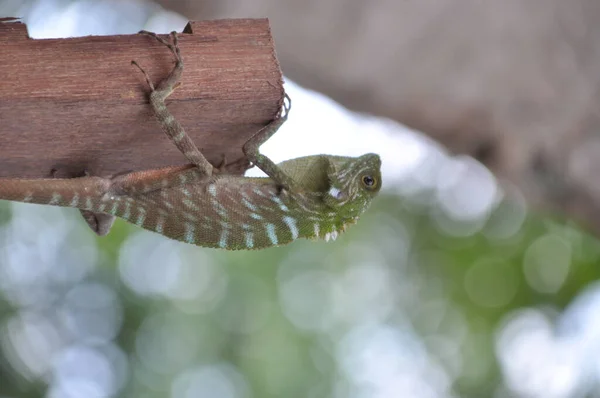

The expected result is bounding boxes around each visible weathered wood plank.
[0,18,284,178]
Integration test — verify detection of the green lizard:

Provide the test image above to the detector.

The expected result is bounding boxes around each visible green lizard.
[0,31,382,250]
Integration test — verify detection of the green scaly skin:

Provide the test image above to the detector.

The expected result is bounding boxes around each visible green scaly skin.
[0,31,382,250]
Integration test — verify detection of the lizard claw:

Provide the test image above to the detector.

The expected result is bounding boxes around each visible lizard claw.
[281,93,292,119]
[131,60,155,91]
[133,30,183,92]
[138,30,182,63]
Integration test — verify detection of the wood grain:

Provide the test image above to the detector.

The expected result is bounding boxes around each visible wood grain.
[0,18,284,178]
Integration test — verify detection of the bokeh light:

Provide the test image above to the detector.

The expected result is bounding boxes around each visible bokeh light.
[1,2,600,397]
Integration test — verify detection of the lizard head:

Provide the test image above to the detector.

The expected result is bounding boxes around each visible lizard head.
[324,153,382,218]
[274,153,382,240]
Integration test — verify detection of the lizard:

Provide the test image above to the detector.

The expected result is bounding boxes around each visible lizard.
[0,31,382,250]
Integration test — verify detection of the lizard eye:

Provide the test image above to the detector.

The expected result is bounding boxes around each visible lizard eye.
[361,175,376,188]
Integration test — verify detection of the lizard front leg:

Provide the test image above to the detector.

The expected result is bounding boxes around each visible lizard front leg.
[134,30,293,193]
[242,94,297,191]
[132,31,214,178]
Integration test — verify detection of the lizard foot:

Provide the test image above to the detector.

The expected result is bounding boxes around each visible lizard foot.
[79,210,116,237]
[132,31,182,93]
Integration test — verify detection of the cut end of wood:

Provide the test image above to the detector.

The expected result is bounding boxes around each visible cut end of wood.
[0,17,28,40]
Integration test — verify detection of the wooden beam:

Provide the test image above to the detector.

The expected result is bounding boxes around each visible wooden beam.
[0,18,284,178]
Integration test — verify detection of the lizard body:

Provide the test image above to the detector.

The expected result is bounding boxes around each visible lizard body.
[0,31,381,250]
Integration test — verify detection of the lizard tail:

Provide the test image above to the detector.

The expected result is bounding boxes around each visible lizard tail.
[0,176,111,211]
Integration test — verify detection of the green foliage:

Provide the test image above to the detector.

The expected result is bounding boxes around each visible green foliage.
[0,192,599,397]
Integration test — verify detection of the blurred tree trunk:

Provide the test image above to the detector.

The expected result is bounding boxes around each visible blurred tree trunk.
[157,0,600,234]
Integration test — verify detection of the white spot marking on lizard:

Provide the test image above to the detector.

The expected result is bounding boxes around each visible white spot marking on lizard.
[179,174,188,184]
[85,197,93,210]
[110,202,119,215]
[338,168,353,178]
[219,229,229,248]
[155,214,166,234]
[208,184,217,197]
[266,223,278,245]
[98,203,107,212]
[241,223,251,230]
[184,223,195,244]
[313,223,320,238]
[271,196,289,212]
[242,198,257,211]
[164,114,174,123]
[296,199,320,215]
[330,227,339,241]
[184,151,199,161]
[163,200,174,209]
[23,191,33,202]
[245,231,254,248]
[283,216,299,240]
[183,212,198,222]
[135,208,147,226]
[250,213,263,220]
[328,186,343,199]
[69,194,80,207]
[49,193,62,205]
[181,188,191,197]
[122,201,131,219]
[324,232,331,242]
[183,198,200,211]
[212,200,228,218]
[174,128,185,142]
[253,187,268,198]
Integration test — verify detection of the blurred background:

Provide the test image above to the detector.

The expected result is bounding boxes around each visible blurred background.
[2,1,600,397]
